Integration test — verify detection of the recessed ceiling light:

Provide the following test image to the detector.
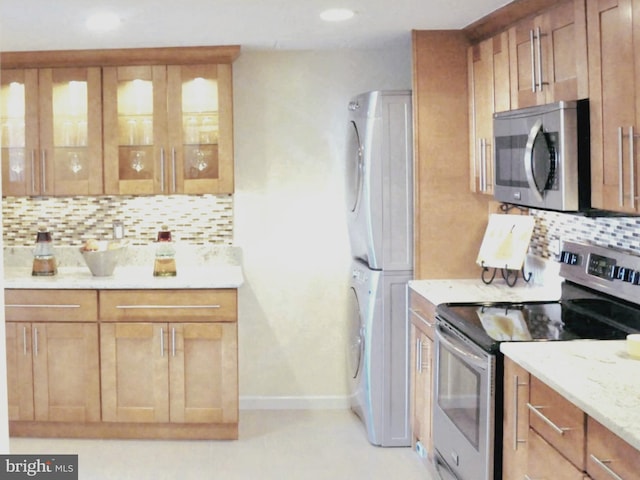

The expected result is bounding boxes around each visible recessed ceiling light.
[86,12,121,33]
[320,8,355,22]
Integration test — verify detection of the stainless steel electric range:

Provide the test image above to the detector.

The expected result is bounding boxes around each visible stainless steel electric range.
[432,240,640,480]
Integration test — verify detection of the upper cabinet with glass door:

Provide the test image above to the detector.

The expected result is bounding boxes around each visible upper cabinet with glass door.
[1,67,102,196]
[103,63,233,195]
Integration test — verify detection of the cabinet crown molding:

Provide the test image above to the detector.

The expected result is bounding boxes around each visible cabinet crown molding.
[0,45,241,69]
[463,0,561,43]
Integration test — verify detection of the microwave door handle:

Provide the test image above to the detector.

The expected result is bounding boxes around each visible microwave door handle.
[524,119,545,202]
[436,324,487,371]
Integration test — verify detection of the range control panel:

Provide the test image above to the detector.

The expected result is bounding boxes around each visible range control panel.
[559,241,640,303]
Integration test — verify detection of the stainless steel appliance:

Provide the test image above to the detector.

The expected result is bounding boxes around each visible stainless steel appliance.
[345,90,413,447]
[493,100,590,212]
[432,240,640,480]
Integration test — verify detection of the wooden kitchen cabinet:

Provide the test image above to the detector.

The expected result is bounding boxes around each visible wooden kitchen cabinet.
[508,0,588,109]
[468,31,510,195]
[502,357,530,480]
[103,63,234,195]
[409,290,435,463]
[4,290,100,423]
[528,374,586,470]
[5,287,239,440]
[99,290,238,430]
[527,429,589,480]
[588,0,640,213]
[0,67,103,196]
[587,416,640,480]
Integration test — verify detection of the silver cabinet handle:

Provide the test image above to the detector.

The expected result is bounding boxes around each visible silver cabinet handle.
[30,150,37,193]
[590,454,625,480]
[171,327,176,357]
[512,374,528,451]
[33,327,39,357]
[160,327,165,357]
[160,147,166,193]
[629,126,635,209]
[116,304,221,309]
[415,337,428,374]
[409,307,434,328]
[619,126,625,207]
[617,126,639,208]
[40,149,47,194]
[526,403,571,435]
[480,138,486,192]
[530,29,536,92]
[6,304,81,309]
[23,327,28,356]
[536,26,544,91]
[171,147,177,193]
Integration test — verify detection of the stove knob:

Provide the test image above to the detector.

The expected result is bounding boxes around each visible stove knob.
[559,251,581,265]
[613,266,635,282]
[631,270,640,285]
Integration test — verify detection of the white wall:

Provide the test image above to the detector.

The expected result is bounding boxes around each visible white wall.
[233,46,412,408]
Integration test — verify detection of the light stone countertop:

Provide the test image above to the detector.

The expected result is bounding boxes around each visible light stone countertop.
[501,341,640,451]
[408,278,562,305]
[3,245,244,289]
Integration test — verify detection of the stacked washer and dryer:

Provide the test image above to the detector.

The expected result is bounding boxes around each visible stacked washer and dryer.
[345,90,413,447]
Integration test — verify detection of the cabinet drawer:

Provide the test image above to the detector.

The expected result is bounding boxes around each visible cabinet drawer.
[99,289,237,322]
[5,290,98,322]
[587,417,640,480]
[527,429,587,480]
[409,290,436,340]
[528,375,586,470]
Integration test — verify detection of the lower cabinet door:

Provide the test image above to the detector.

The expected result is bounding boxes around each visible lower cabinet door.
[527,429,587,480]
[6,322,100,423]
[100,323,169,423]
[169,322,238,424]
[32,323,101,422]
[6,323,34,421]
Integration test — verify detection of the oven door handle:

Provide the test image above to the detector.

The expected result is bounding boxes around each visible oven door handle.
[436,324,488,371]
[434,451,460,480]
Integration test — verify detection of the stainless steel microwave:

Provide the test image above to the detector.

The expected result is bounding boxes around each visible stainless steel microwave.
[493,100,590,212]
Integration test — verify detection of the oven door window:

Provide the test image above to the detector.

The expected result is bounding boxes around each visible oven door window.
[437,343,481,449]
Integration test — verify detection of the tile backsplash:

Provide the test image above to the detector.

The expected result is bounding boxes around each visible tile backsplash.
[530,210,640,258]
[3,195,233,246]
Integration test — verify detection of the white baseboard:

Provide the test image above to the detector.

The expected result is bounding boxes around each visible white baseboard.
[239,395,350,410]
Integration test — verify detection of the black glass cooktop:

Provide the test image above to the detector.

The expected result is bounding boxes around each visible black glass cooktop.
[437,294,640,353]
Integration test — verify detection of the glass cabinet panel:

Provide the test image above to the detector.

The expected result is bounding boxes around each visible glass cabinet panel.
[103,65,167,195]
[168,64,233,194]
[1,80,27,189]
[1,70,38,196]
[45,68,103,195]
[52,79,89,185]
[181,75,219,182]
[104,63,233,195]
[1,67,102,196]
[117,78,154,182]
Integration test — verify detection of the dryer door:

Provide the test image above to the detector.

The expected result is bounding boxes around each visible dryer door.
[346,120,364,213]
[347,286,364,379]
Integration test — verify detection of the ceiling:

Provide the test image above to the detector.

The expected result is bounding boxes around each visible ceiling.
[0,0,510,52]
